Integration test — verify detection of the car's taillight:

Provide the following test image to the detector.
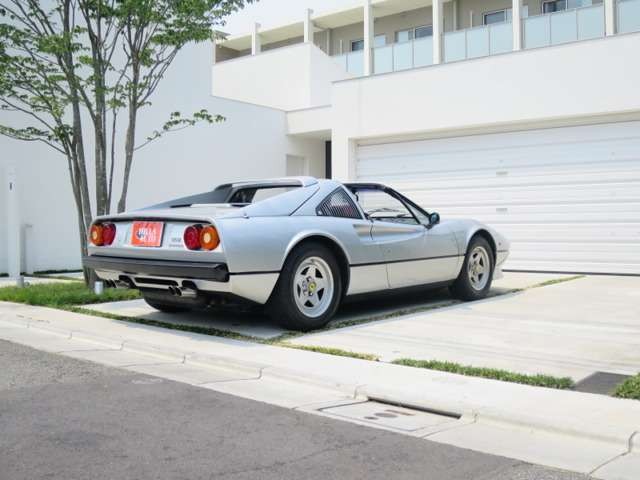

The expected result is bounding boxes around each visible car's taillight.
[90,222,116,247]
[89,224,104,246]
[200,225,220,251]
[183,224,219,251]
[183,225,202,250]
[102,223,116,246]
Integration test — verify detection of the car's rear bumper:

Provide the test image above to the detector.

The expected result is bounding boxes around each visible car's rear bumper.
[83,255,229,282]
[83,255,278,304]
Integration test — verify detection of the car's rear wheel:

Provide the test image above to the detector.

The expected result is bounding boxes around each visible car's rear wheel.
[450,236,494,301]
[268,242,342,331]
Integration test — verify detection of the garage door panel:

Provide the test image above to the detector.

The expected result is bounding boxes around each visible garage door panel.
[381,169,640,193]
[493,223,640,243]
[358,139,640,179]
[406,185,640,208]
[509,260,640,275]
[441,202,640,220]
[356,121,640,274]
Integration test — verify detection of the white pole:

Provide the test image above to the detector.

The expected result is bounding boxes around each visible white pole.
[363,0,374,76]
[251,22,261,55]
[433,0,443,65]
[604,0,616,36]
[6,166,22,281]
[512,0,523,51]
[304,9,314,43]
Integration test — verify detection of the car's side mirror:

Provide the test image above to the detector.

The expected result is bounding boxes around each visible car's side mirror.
[429,212,440,227]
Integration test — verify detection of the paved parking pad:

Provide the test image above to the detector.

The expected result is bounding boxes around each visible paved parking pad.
[82,272,569,340]
[294,275,640,381]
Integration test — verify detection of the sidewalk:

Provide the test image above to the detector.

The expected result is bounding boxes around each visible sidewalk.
[0,301,638,479]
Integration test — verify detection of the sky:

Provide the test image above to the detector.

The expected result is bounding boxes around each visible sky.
[223,0,359,36]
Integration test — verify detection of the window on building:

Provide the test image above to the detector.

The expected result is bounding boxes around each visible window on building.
[351,39,365,51]
[316,189,362,219]
[351,35,386,51]
[395,25,433,43]
[484,10,508,24]
[542,0,568,13]
[414,25,433,38]
[483,6,529,24]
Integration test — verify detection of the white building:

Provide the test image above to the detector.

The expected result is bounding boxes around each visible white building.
[2,0,639,275]
[213,0,640,275]
[0,40,325,275]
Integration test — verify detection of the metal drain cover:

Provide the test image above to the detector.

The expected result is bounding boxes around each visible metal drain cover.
[574,372,631,395]
[321,401,459,432]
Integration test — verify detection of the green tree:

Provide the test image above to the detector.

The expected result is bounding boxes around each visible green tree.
[0,0,251,282]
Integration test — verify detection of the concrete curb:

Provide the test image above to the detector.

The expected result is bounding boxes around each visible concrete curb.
[1,302,640,466]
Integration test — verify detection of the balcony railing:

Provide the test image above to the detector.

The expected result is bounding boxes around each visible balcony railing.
[523,4,605,49]
[444,21,512,63]
[618,0,640,33]
[333,50,364,76]
[331,0,639,77]
[373,36,434,74]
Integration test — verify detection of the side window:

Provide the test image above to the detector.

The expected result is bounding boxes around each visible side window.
[353,190,418,225]
[316,189,362,219]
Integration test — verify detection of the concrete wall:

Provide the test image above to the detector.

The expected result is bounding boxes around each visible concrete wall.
[211,42,350,111]
[0,40,326,274]
[331,31,640,180]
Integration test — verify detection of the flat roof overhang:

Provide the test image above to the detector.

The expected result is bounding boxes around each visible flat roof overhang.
[220,0,439,51]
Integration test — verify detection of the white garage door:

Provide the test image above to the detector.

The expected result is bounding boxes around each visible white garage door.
[356,121,640,274]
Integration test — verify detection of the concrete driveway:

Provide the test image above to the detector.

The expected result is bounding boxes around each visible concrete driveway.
[293,275,640,382]
[83,272,566,339]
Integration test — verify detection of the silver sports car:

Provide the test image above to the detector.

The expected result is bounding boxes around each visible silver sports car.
[83,177,509,331]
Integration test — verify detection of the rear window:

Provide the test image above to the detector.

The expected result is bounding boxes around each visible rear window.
[228,186,299,204]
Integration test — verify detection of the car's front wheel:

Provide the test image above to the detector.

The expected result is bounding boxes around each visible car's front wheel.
[268,242,342,331]
[450,236,494,301]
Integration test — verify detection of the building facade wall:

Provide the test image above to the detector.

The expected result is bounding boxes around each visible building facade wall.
[331,31,640,180]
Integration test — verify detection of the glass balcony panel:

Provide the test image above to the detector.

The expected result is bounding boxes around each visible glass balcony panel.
[490,21,513,54]
[373,45,393,74]
[577,4,604,40]
[618,0,640,33]
[347,50,364,76]
[550,9,578,44]
[334,53,348,70]
[444,30,466,62]
[413,36,433,67]
[524,15,551,48]
[393,41,413,71]
[466,26,489,59]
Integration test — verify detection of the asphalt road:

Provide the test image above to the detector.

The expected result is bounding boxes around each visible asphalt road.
[0,339,589,480]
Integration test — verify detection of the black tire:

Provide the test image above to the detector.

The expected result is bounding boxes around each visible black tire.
[450,236,495,301]
[143,296,190,313]
[268,242,342,332]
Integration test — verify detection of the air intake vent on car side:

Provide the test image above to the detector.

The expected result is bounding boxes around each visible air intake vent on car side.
[316,188,361,219]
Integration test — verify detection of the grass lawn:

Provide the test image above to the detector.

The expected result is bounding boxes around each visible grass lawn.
[393,358,575,390]
[614,374,640,400]
[0,281,140,307]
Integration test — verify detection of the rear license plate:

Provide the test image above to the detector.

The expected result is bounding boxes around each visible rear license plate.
[131,221,164,247]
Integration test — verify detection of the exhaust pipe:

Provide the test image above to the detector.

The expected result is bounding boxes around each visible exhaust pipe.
[113,276,134,290]
[169,286,198,299]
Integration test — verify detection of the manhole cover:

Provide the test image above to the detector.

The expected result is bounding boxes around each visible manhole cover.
[321,401,459,432]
